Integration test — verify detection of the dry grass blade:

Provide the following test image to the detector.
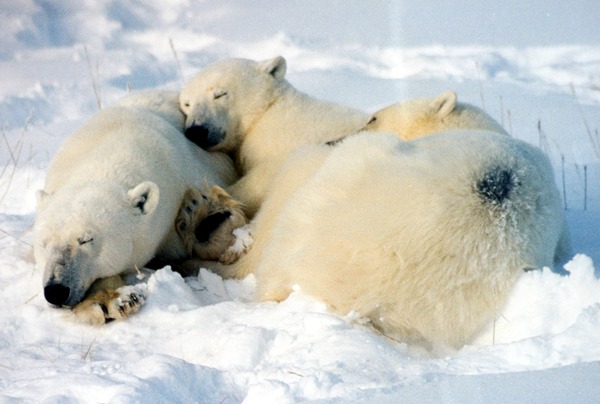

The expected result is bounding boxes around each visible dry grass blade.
[84,45,102,111]
[0,114,31,207]
[0,227,32,247]
[80,336,96,361]
[170,37,185,86]
[570,83,600,159]
[537,120,551,154]
[475,61,486,111]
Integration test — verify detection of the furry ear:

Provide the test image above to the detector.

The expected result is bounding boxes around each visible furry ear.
[127,181,159,215]
[259,56,287,79]
[36,190,49,207]
[432,91,457,117]
[208,185,230,200]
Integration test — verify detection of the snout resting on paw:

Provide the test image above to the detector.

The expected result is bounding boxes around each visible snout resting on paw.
[33,90,238,321]
[176,186,247,264]
[72,285,146,325]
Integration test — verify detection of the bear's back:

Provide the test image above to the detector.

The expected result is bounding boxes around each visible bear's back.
[44,106,192,193]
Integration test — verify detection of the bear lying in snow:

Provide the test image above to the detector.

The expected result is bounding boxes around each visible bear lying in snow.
[34,90,242,323]
[363,90,509,139]
[361,90,570,269]
[252,131,570,349]
[181,90,571,349]
[179,56,369,217]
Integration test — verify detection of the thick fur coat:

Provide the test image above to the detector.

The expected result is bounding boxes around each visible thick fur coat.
[179,56,369,216]
[34,90,237,308]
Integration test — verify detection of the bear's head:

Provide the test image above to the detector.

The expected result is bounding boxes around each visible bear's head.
[34,181,159,307]
[363,91,508,140]
[116,90,185,131]
[179,56,288,153]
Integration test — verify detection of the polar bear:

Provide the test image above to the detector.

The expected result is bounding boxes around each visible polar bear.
[362,90,570,267]
[252,131,569,349]
[179,56,369,216]
[180,90,570,348]
[363,90,509,140]
[34,90,238,321]
[175,86,570,347]
[184,91,517,280]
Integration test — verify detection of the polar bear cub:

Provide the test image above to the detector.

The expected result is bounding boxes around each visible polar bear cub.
[34,90,238,319]
[222,91,570,349]
[363,90,509,139]
[362,90,571,267]
[179,56,369,216]
[253,130,568,349]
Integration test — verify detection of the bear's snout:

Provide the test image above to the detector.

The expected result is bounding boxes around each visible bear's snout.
[184,124,224,150]
[44,283,71,307]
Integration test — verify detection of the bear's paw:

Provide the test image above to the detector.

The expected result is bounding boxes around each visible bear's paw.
[72,284,147,325]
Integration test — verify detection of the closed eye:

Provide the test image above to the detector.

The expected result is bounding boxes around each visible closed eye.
[78,237,94,246]
[367,116,377,125]
[213,90,228,100]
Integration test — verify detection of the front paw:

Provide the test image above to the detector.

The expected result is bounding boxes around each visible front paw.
[73,285,146,325]
[219,224,254,264]
[176,187,208,253]
[176,186,248,263]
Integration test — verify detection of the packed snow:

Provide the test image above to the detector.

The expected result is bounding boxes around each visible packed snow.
[1,1,599,402]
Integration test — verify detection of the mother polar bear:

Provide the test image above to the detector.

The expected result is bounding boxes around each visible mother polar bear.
[34,90,238,322]
[200,91,570,349]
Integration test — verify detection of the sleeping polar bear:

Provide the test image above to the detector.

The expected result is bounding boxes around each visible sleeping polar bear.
[252,130,569,349]
[179,56,369,216]
[34,90,240,323]
[178,90,570,348]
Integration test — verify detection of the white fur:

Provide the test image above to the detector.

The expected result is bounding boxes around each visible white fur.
[364,91,509,140]
[34,90,237,307]
[252,131,568,348]
[180,56,369,216]
[216,90,570,349]
[363,90,570,266]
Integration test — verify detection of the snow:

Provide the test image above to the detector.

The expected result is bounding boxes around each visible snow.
[1,1,600,402]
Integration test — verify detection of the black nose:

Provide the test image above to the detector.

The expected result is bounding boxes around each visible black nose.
[184,124,223,149]
[44,283,71,307]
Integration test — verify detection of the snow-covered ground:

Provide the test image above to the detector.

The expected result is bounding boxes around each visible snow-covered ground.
[1,1,599,402]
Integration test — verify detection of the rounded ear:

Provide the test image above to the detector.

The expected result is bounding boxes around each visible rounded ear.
[259,56,287,79]
[127,181,159,215]
[36,190,49,207]
[431,91,457,117]
[208,185,228,198]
